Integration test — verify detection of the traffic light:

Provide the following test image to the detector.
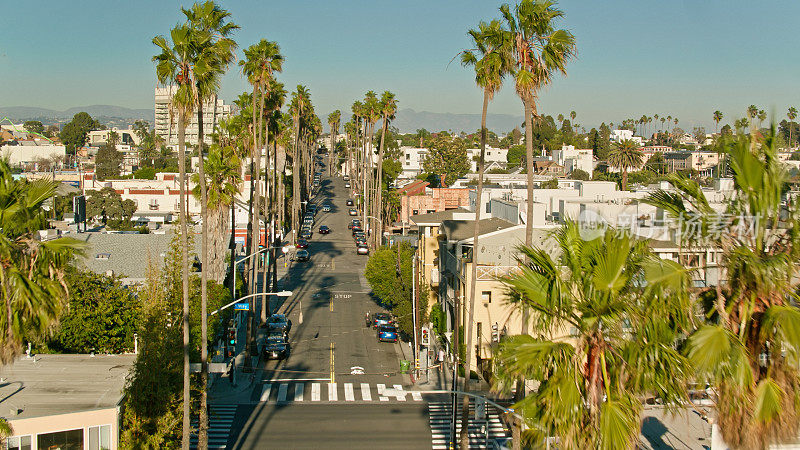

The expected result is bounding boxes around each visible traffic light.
[227,327,237,347]
[420,327,430,347]
[491,323,500,343]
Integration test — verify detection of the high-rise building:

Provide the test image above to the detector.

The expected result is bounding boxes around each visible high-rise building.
[154,86,231,147]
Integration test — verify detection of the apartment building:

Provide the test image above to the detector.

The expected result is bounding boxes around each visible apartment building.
[154,86,231,147]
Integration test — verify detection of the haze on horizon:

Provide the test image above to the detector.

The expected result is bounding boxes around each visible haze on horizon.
[2,0,798,130]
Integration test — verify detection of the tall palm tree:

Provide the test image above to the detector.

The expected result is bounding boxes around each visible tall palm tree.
[263,82,287,311]
[713,110,723,133]
[374,92,397,249]
[673,117,678,129]
[557,113,564,124]
[645,126,800,449]
[181,4,238,446]
[152,23,198,448]
[363,91,381,245]
[460,18,513,448]
[290,86,311,241]
[788,107,797,149]
[746,104,758,122]
[327,110,341,177]
[0,158,83,364]
[499,0,576,248]
[496,222,692,449]
[607,139,643,191]
[757,110,767,129]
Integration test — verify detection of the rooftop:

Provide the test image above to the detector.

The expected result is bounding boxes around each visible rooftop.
[0,354,135,420]
[409,207,470,226]
[440,217,515,242]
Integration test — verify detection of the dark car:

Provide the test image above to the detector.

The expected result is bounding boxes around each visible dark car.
[265,314,292,336]
[300,229,313,240]
[346,199,354,206]
[322,204,331,212]
[264,333,290,360]
[353,232,365,242]
[296,249,310,262]
[356,244,369,255]
[295,239,309,249]
[348,219,361,229]
[377,325,399,343]
[372,312,394,329]
[351,225,363,235]
[319,225,331,235]
[348,208,357,216]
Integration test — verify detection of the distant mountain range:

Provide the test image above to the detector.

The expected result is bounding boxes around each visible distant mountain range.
[0,105,153,123]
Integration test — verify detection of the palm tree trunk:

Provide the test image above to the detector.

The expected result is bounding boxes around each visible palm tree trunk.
[460,88,490,448]
[524,96,534,247]
[622,168,628,191]
[246,84,263,362]
[292,117,301,242]
[178,111,191,450]
[376,118,387,249]
[261,116,272,324]
[196,96,210,450]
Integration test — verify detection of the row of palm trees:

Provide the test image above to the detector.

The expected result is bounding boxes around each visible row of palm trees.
[152,3,323,448]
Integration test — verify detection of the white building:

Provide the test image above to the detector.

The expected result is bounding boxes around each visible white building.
[0,142,66,167]
[610,129,643,146]
[399,146,428,179]
[154,86,231,147]
[551,144,593,175]
[465,147,509,172]
[87,128,141,147]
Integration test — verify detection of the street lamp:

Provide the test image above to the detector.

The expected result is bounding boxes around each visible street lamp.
[210,290,293,316]
[231,244,293,302]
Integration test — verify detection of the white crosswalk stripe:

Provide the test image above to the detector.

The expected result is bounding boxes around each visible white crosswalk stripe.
[257,382,427,404]
[190,404,237,450]
[426,401,510,450]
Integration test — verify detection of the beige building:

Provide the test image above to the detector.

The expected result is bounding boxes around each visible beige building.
[154,86,231,147]
[0,354,135,450]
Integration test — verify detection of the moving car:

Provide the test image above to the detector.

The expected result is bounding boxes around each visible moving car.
[265,313,292,336]
[296,249,310,262]
[348,208,358,216]
[346,199,354,206]
[319,225,331,235]
[263,333,290,360]
[371,312,394,329]
[356,244,369,255]
[295,239,309,249]
[377,325,399,343]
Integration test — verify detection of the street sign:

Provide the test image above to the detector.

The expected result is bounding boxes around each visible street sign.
[233,302,250,311]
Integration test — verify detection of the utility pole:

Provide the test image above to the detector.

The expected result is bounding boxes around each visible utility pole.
[412,246,419,381]
[450,288,460,448]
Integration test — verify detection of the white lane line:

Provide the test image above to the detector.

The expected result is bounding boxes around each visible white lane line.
[393,384,407,402]
[360,383,372,401]
[344,383,355,401]
[328,382,338,401]
[294,383,304,402]
[377,383,389,401]
[260,384,272,402]
[277,383,288,402]
[311,383,321,402]
[411,391,423,401]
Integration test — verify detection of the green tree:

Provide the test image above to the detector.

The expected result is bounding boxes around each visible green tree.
[0,158,83,363]
[788,107,797,148]
[23,120,45,136]
[328,110,341,177]
[95,141,123,180]
[497,223,692,449]
[421,135,470,187]
[568,168,590,180]
[86,186,136,224]
[500,0,576,248]
[539,176,559,189]
[364,243,424,337]
[48,270,141,353]
[507,144,526,167]
[607,139,643,190]
[645,126,800,450]
[59,112,101,154]
[713,110,723,133]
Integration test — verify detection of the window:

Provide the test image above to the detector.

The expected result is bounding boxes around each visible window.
[481,291,491,304]
[6,436,32,450]
[36,429,83,450]
[413,210,419,215]
[88,425,111,450]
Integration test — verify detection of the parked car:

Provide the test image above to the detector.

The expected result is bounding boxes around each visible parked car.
[346,199,354,206]
[377,325,399,343]
[343,175,350,181]
[265,313,292,335]
[356,244,369,255]
[300,229,313,240]
[295,239,309,249]
[322,204,331,212]
[348,208,357,216]
[345,182,351,188]
[263,333,290,360]
[371,312,394,329]
[351,225,362,235]
[296,249,310,262]
[348,219,361,229]
[319,225,331,235]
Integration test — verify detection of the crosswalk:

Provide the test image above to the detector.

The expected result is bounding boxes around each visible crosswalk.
[258,381,425,404]
[427,400,510,450]
[190,404,237,450]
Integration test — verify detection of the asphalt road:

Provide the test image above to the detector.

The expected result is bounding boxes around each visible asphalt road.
[228,161,433,449]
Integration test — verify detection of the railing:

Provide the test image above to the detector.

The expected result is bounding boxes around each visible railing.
[476,265,521,280]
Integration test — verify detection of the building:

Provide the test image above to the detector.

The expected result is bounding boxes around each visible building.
[663,151,720,175]
[154,86,231,147]
[398,184,471,224]
[399,146,428,179]
[86,128,141,147]
[0,354,135,450]
[551,144,593,175]
[0,142,66,168]
[465,147,509,172]
[610,129,643,145]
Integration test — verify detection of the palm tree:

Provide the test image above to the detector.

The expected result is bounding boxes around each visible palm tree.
[152,23,198,448]
[735,117,749,134]
[0,158,83,363]
[746,104,758,122]
[496,222,692,449]
[181,4,238,446]
[757,110,767,129]
[645,126,800,449]
[327,110,341,177]
[673,117,678,129]
[375,92,397,249]
[499,0,576,248]
[788,107,797,149]
[290,86,311,241]
[713,110,723,133]
[557,113,564,124]
[460,18,513,448]
[363,91,381,245]
[607,139,643,191]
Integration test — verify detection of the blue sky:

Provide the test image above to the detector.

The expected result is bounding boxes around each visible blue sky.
[2,0,798,130]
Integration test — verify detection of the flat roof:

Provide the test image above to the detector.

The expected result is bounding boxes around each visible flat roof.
[409,207,470,226]
[440,217,515,242]
[0,354,136,420]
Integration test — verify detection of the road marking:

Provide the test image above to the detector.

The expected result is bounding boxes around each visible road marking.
[311,383,320,402]
[260,384,272,402]
[328,383,338,401]
[377,383,389,401]
[277,383,288,402]
[330,343,335,384]
[393,384,407,402]
[344,383,355,401]
[360,383,371,401]
[294,383,304,402]
[411,390,423,401]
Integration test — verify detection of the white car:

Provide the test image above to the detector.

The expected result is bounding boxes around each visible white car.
[345,182,350,188]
